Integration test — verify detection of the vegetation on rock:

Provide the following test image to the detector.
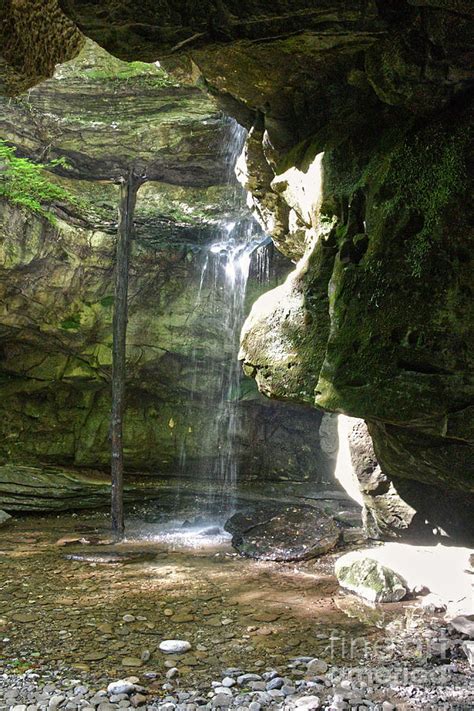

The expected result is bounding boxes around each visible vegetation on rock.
[0,139,77,222]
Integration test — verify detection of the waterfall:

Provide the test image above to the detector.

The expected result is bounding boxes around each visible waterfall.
[177,120,269,516]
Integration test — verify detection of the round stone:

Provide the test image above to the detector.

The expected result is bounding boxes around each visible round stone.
[159,640,192,654]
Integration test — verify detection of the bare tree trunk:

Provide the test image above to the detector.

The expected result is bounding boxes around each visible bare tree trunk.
[111,170,142,541]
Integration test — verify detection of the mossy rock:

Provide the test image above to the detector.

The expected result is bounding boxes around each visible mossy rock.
[335,552,407,603]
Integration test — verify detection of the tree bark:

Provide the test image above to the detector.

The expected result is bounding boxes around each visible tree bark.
[111,170,142,541]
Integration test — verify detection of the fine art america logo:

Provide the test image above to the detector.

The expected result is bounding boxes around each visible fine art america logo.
[321,625,458,688]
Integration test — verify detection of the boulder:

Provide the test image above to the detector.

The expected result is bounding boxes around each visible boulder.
[463,641,474,667]
[335,551,408,603]
[335,544,473,611]
[225,504,340,561]
[449,615,474,639]
[0,510,12,527]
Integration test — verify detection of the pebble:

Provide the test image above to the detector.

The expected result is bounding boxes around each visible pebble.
[211,693,231,707]
[306,658,328,676]
[294,696,321,709]
[130,693,147,707]
[236,673,262,686]
[121,657,143,668]
[107,681,137,696]
[159,640,192,654]
[49,694,66,708]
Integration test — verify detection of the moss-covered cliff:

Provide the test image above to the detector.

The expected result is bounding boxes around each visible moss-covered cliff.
[0,40,338,510]
[1,1,473,537]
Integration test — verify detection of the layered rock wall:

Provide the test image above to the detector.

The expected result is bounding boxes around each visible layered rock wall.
[0,42,337,509]
[1,2,473,536]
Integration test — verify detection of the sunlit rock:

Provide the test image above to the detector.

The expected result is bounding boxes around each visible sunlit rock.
[336,543,474,615]
[159,640,191,654]
[335,552,408,603]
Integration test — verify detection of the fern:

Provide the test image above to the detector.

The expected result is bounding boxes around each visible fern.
[0,140,77,223]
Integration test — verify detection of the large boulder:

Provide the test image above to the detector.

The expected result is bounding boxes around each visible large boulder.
[335,551,408,603]
[336,544,473,613]
[225,503,340,561]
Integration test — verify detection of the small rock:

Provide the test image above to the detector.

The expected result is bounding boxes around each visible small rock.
[130,694,147,707]
[165,668,179,680]
[420,594,447,613]
[121,657,143,668]
[159,640,192,654]
[306,659,328,676]
[83,651,107,662]
[463,640,474,666]
[107,681,137,696]
[450,615,474,638]
[123,615,136,623]
[220,677,235,688]
[124,676,140,684]
[237,673,262,686]
[211,694,231,708]
[294,696,321,709]
[212,687,232,696]
[266,677,284,690]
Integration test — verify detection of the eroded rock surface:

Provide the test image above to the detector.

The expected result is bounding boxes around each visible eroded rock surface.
[0,464,117,511]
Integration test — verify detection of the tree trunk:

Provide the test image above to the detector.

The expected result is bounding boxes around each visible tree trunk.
[111,170,142,541]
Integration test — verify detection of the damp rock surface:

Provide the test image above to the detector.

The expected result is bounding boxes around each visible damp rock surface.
[225,504,340,561]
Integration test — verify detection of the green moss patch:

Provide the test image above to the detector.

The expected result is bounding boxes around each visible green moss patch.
[0,140,78,223]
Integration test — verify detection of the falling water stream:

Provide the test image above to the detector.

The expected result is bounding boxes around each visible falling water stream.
[190,222,268,513]
[128,121,270,540]
[114,119,271,543]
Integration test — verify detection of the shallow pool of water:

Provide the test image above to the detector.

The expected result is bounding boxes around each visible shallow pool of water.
[0,510,407,690]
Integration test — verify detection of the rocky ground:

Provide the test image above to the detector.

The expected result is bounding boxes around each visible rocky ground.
[0,512,473,710]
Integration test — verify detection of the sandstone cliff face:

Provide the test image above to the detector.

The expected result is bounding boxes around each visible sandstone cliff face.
[0,41,337,508]
[1,2,473,537]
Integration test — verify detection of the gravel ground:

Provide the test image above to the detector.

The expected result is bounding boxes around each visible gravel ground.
[1,628,473,711]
